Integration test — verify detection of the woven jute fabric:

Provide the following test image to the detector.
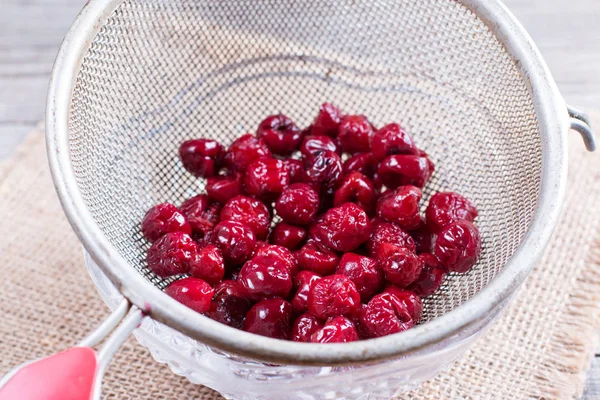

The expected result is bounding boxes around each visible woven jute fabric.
[1,119,599,400]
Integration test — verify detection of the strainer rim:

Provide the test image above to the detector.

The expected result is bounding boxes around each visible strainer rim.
[46,0,568,365]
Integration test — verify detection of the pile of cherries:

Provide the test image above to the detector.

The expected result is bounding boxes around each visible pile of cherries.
[141,103,481,343]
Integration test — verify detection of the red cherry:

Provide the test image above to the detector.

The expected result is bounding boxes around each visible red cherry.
[307,274,361,319]
[382,287,423,322]
[309,203,372,252]
[209,280,252,329]
[244,298,292,339]
[371,123,417,160]
[146,232,197,277]
[310,316,359,343]
[337,115,374,154]
[238,257,292,301]
[220,195,271,240]
[302,150,343,193]
[367,220,416,258]
[165,277,214,314]
[256,114,302,156]
[295,241,340,275]
[244,158,290,203]
[336,253,383,302]
[254,244,298,277]
[180,196,220,240]
[333,172,376,214]
[343,153,377,178]
[206,172,244,204]
[283,159,305,184]
[142,203,191,242]
[376,186,422,231]
[425,192,478,234]
[360,292,414,338]
[270,222,307,251]
[224,133,272,172]
[275,183,320,226]
[312,103,343,137]
[179,139,224,178]
[378,155,433,189]
[189,244,225,286]
[379,245,422,288]
[291,313,324,342]
[300,135,340,161]
[407,253,446,297]
[212,220,257,266]
[434,220,481,273]
[291,270,321,315]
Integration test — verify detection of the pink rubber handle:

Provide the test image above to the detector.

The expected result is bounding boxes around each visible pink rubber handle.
[0,347,98,400]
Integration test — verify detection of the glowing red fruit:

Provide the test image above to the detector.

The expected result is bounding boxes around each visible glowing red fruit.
[337,115,374,154]
[312,103,343,137]
[212,220,257,266]
[180,196,220,239]
[283,159,305,184]
[371,123,417,161]
[379,246,423,288]
[295,241,340,275]
[269,222,307,251]
[238,257,293,301]
[256,114,302,156]
[254,244,298,277]
[382,286,423,322]
[343,152,377,178]
[434,220,481,273]
[426,192,479,234]
[378,155,433,189]
[376,186,422,231]
[244,298,292,339]
[206,172,244,204]
[407,253,446,297]
[275,183,320,226]
[333,172,376,214]
[209,280,252,329]
[224,133,272,172]
[302,150,343,192]
[291,313,324,342]
[300,135,340,160]
[367,221,416,258]
[360,292,414,338]
[189,244,225,285]
[336,253,383,302]
[310,203,372,252]
[310,316,359,343]
[142,203,191,242]
[291,270,321,315]
[146,232,197,277]
[179,139,224,178]
[307,274,361,319]
[220,195,271,240]
[166,277,214,314]
[244,158,290,203]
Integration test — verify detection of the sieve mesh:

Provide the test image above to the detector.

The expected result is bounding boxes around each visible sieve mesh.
[68,0,541,324]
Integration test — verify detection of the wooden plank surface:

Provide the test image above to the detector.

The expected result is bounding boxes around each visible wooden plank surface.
[0,0,599,397]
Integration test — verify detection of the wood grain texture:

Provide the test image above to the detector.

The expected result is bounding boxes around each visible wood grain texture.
[0,0,598,397]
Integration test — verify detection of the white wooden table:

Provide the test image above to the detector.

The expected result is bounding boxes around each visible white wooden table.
[1,0,599,397]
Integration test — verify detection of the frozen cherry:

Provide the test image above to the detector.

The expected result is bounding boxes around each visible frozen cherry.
[244,298,292,339]
[179,139,224,178]
[220,195,271,240]
[311,103,343,137]
[343,153,377,178]
[336,253,383,302]
[142,203,191,242]
[410,218,435,254]
[302,150,343,193]
[337,115,374,154]
[426,192,479,234]
[254,244,298,277]
[189,244,225,285]
[209,280,252,329]
[371,123,417,160]
[291,270,321,315]
[165,277,214,314]
[367,221,416,258]
[333,172,376,214]
[180,196,220,239]
[256,114,302,156]
[360,292,414,338]
[434,220,481,273]
[146,232,197,277]
[283,159,304,183]
[407,253,446,297]
[378,155,433,189]
[379,246,422,288]
[295,241,340,275]
[382,286,423,322]
[310,316,359,343]
[212,220,257,266]
[310,203,372,252]
[238,257,292,301]
[270,222,307,251]
[307,274,361,319]
[206,172,244,204]
[291,313,324,342]
[244,158,290,202]
[376,186,422,231]
[224,133,272,172]
[275,183,320,226]
[300,135,340,161]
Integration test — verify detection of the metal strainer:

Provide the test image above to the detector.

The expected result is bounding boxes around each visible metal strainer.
[2,0,596,398]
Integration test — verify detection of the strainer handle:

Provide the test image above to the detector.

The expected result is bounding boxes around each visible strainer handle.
[568,105,596,152]
[0,300,144,400]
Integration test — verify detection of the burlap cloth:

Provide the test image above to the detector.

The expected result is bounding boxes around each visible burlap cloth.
[1,118,600,400]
